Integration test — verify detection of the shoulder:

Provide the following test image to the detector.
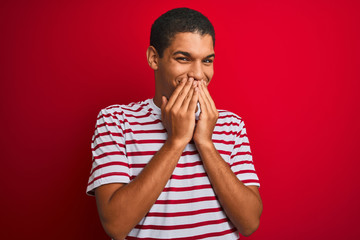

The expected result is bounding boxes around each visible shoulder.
[217,109,244,125]
[97,99,151,119]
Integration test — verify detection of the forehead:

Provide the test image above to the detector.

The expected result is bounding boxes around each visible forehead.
[166,32,214,56]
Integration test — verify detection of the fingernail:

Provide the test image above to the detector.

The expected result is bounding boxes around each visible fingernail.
[189,77,194,82]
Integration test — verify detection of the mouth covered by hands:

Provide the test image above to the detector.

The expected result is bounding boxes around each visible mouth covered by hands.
[161,77,218,148]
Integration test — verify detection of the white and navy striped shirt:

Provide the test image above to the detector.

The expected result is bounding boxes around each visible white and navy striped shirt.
[87,98,260,239]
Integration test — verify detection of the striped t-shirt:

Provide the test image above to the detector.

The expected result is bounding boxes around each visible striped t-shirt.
[87,98,260,239]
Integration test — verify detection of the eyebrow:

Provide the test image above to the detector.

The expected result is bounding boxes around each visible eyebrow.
[173,51,215,59]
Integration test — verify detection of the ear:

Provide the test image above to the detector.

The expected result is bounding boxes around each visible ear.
[146,46,159,70]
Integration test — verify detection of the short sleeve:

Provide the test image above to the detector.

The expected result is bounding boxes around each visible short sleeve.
[86,108,130,196]
[230,119,260,187]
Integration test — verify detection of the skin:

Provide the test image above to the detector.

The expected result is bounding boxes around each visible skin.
[94,32,263,239]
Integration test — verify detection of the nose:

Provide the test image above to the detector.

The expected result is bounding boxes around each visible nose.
[187,61,204,81]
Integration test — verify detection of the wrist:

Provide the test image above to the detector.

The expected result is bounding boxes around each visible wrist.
[194,139,214,151]
[165,137,188,151]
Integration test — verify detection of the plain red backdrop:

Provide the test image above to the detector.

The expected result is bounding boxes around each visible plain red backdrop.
[1,0,359,239]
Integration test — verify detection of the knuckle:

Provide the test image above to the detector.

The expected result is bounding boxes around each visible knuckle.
[170,108,178,116]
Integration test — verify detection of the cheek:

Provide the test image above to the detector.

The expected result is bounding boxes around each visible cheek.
[168,66,189,86]
[205,68,214,83]
[173,65,188,77]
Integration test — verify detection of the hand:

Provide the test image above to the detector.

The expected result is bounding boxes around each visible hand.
[193,80,219,147]
[161,77,199,147]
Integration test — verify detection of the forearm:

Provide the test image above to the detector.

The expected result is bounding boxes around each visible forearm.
[96,140,186,239]
[196,141,263,237]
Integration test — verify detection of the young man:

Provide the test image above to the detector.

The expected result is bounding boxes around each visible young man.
[87,8,262,240]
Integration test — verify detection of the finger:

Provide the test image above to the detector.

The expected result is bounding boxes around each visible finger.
[182,81,198,111]
[187,85,199,113]
[161,95,168,111]
[198,85,209,114]
[200,80,216,111]
[172,77,194,110]
[166,78,187,108]
[181,82,195,109]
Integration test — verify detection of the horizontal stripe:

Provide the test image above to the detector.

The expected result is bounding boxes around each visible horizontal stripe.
[129,163,147,168]
[126,139,165,145]
[155,196,216,205]
[104,105,123,110]
[236,129,247,138]
[87,172,129,186]
[147,207,222,217]
[127,150,198,157]
[241,179,260,184]
[124,129,167,134]
[127,151,157,156]
[89,161,128,176]
[135,218,228,230]
[215,122,240,127]
[97,112,119,120]
[99,111,152,120]
[93,151,126,160]
[124,119,161,126]
[218,113,241,120]
[213,139,235,145]
[92,131,123,143]
[234,142,250,148]
[124,111,152,119]
[234,170,257,175]
[130,172,207,181]
[96,121,118,128]
[231,160,254,167]
[92,141,125,151]
[98,118,161,127]
[230,151,252,159]
[217,150,231,156]
[130,161,202,169]
[170,172,207,180]
[163,184,212,192]
[127,227,237,240]
[213,130,238,136]
[177,161,202,168]
[121,102,149,112]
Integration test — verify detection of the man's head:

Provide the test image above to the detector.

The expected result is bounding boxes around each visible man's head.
[150,8,215,58]
[147,8,216,107]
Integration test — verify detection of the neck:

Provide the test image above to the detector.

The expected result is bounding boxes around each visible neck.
[152,95,162,109]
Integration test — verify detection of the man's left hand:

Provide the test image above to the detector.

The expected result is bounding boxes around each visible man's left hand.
[193,80,219,147]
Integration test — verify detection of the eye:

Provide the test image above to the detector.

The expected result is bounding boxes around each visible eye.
[203,59,214,64]
[176,57,190,62]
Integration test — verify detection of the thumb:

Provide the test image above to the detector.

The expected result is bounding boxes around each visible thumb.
[161,96,168,110]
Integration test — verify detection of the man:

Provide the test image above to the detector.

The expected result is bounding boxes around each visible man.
[87,8,262,240]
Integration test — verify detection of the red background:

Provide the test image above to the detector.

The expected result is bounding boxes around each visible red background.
[1,0,359,239]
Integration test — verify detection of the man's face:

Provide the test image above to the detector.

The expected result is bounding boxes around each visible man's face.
[155,32,215,99]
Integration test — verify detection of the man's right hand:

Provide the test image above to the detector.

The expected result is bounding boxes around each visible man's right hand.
[161,77,199,147]
[95,78,200,239]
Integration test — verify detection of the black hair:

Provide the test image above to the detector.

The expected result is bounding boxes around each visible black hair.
[150,8,215,57]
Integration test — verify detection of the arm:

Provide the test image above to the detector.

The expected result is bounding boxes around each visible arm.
[193,80,263,237]
[95,78,199,240]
